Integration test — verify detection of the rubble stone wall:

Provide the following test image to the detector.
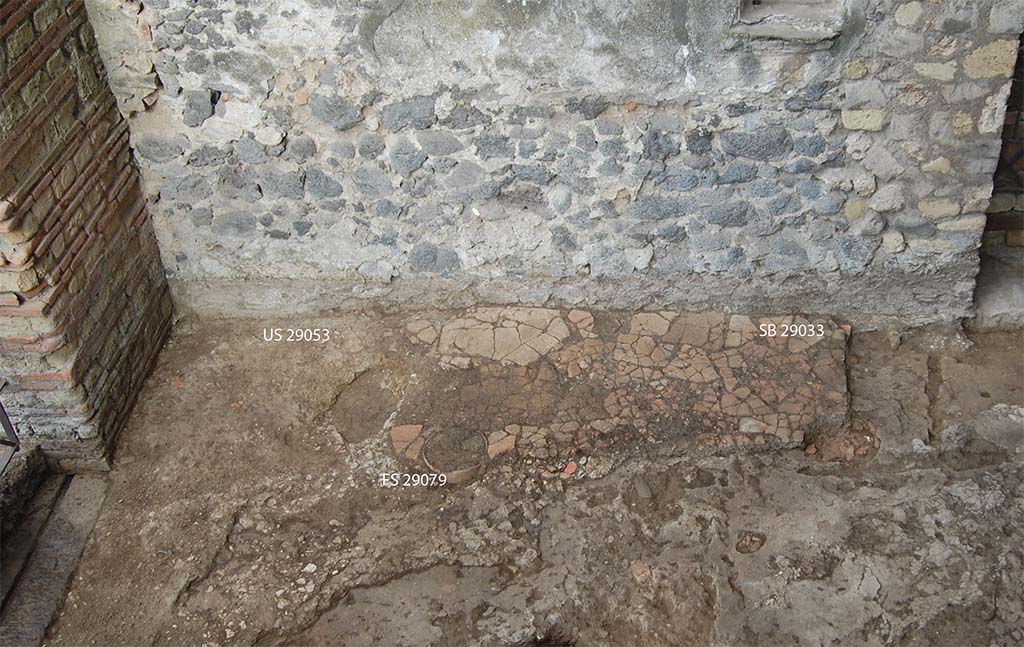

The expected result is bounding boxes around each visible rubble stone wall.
[86,0,1024,325]
[0,0,173,470]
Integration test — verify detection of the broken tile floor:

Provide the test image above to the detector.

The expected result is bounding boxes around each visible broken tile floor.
[30,308,1024,646]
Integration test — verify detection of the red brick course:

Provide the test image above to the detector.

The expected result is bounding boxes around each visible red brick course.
[1,0,172,470]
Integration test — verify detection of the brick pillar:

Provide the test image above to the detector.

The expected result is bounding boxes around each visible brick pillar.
[0,0,173,471]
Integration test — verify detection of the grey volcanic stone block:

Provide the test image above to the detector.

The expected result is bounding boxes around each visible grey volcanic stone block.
[416,131,463,156]
[135,137,182,162]
[381,95,437,130]
[389,140,427,177]
[182,89,214,127]
[685,128,713,155]
[306,168,343,199]
[720,127,793,161]
[353,166,394,199]
[634,196,691,221]
[285,134,317,161]
[720,162,758,184]
[259,171,305,199]
[707,201,751,228]
[793,135,826,157]
[409,242,460,275]
[310,94,362,130]
[565,96,609,120]
[212,211,257,237]
[358,133,385,159]
[440,105,490,129]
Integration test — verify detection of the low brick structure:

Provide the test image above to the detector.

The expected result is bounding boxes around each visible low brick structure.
[0,0,172,471]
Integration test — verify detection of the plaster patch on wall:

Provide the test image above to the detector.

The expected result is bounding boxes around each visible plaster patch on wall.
[734,0,845,42]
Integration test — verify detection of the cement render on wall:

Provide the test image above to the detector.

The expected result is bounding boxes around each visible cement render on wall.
[84,0,1024,324]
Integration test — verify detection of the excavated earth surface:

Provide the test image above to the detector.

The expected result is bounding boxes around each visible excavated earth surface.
[40,308,1024,647]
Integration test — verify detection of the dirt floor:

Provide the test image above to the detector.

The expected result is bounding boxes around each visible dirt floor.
[38,308,1024,646]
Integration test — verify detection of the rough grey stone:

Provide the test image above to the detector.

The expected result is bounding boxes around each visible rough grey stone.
[657,224,687,242]
[597,158,624,176]
[642,129,680,161]
[234,137,267,164]
[389,140,427,178]
[353,166,393,199]
[214,167,257,200]
[285,134,317,161]
[475,133,514,159]
[512,164,554,185]
[416,131,463,156]
[212,211,256,237]
[182,89,215,127]
[327,141,355,160]
[517,140,539,158]
[189,207,213,227]
[814,192,846,215]
[793,135,826,157]
[409,242,460,275]
[703,246,747,273]
[548,185,572,213]
[565,96,608,120]
[634,196,690,221]
[745,179,782,198]
[234,10,267,36]
[836,235,881,270]
[84,0,1014,330]
[509,106,555,125]
[598,139,627,158]
[374,200,402,220]
[310,94,362,130]
[440,105,490,129]
[188,145,227,167]
[719,162,758,185]
[720,127,793,161]
[305,168,343,199]
[259,171,305,200]
[763,236,809,272]
[747,211,782,237]
[662,168,700,191]
[575,126,597,152]
[863,144,902,181]
[685,128,713,155]
[687,233,728,254]
[784,158,820,174]
[797,179,825,199]
[725,102,753,117]
[551,225,577,251]
[842,79,887,110]
[358,134,385,159]
[706,201,751,228]
[784,81,833,112]
[135,138,183,163]
[595,118,623,137]
[445,161,485,189]
[381,95,437,130]
[766,193,802,217]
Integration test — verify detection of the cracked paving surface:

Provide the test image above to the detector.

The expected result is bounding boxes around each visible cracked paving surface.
[396,308,850,479]
[42,311,1024,647]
